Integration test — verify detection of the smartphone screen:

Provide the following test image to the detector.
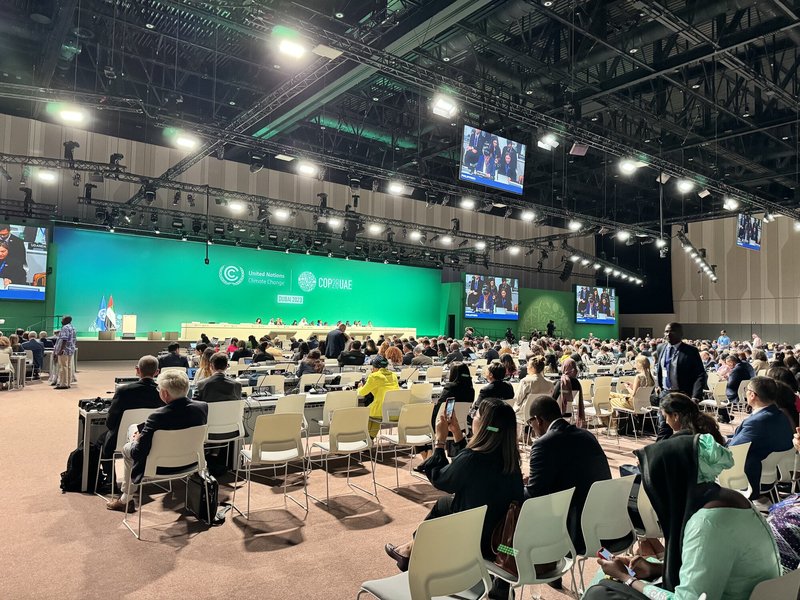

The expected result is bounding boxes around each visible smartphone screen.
[597,548,614,561]
[445,397,456,418]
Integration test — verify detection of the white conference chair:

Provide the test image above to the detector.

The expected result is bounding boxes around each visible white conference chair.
[585,385,614,437]
[408,382,433,404]
[749,568,800,600]
[485,488,578,596]
[736,379,751,413]
[309,407,378,506]
[760,449,796,503]
[232,413,308,518]
[0,353,15,388]
[160,366,188,375]
[311,390,358,440]
[377,403,434,489]
[424,365,444,384]
[204,400,245,469]
[398,367,419,384]
[122,425,209,540]
[718,442,752,497]
[700,380,729,419]
[636,484,663,541]
[94,407,158,499]
[594,375,613,388]
[577,475,637,590]
[298,372,325,392]
[255,374,285,394]
[339,372,365,388]
[611,386,656,441]
[358,506,491,600]
[378,388,412,437]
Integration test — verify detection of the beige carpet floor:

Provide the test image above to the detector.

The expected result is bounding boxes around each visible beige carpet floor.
[0,362,737,600]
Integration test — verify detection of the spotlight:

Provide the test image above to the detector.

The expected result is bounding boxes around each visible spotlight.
[409,230,422,241]
[278,38,306,58]
[580,258,590,266]
[676,179,694,194]
[569,255,580,262]
[503,208,513,219]
[71,172,81,186]
[181,233,188,241]
[387,181,405,195]
[63,141,79,165]
[537,133,559,150]
[508,245,521,256]
[441,235,453,245]
[460,197,475,210]
[698,189,711,198]
[273,208,291,221]
[794,221,800,232]
[567,219,583,231]
[593,263,601,270]
[36,170,57,183]
[616,230,631,242]
[213,224,225,235]
[249,152,264,173]
[172,219,184,229]
[187,194,195,207]
[109,153,124,167]
[296,161,318,177]
[451,218,460,232]
[458,239,469,248]
[228,201,245,213]
[172,191,181,206]
[618,159,643,175]
[520,210,535,222]
[475,240,486,251]
[722,197,739,211]
[429,234,440,244]
[143,181,157,204]
[153,224,161,234]
[368,223,383,235]
[174,133,199,150]
[89,171,104,183]
[274,154,294,162]
[432,94,458,119]
[327,217,342,229]
[655,238,667,249]
[56,106,87,124]
[192,220,202,234]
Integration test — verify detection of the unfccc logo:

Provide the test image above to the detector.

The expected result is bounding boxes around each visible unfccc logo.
[297,271,317,292]
[219,265,245,286]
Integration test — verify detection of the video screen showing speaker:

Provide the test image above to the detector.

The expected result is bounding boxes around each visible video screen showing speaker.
[736,213,762,251]
[576,285,616,325]
[465,274,519,321]
[0,223,48,301]
[459,125,525,195]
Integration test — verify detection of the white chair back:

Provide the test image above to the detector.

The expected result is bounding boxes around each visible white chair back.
[339,372,365,388]
[409,382,433,404]
[328,407,372,453]
[318,390,358,428]
[761,449,795,488]
[250,413,304,465]
[160,366,187,374]
[473,358,487,368]
[205,400,245,443]
[706,371,720,388]
[514,488,577,583]
[580,475,637,557]
[399,368,419,383]
[616,375,635,391]
[298,372,326,392]
[142,425,208,479]
[718,442,752,494]
[274,393,308,429]
[381,389,412,423]
[631,386,655,413]
[594,376,613,388]
[711,380,728,405]
[407,506,491,600]
[636,484,662,538]
[425,365,444,383]
[116,408,158,453]
[256,374,285,393]
[748,568,800,600]
[737,379,750,404]
[396,403,434,445]
[0,353,9,367]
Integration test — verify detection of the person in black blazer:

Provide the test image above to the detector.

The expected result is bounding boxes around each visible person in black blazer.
[106,369,208,512]
[338,340,366,366]
[193,352,242,403]
[525,395,613,555]
[655,322,706,440]
[468,363,514,433]
[101,355,163,460]
[21,332,44,377]
[158,342,190,370]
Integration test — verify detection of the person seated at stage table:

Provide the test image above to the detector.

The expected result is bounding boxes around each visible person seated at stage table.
[358,355,400,438]
[21,331,44,378]
[193,352,242,403]
[230,340,252,363]
[107,370,208,513]
[100,355,163,462]
[158,342,190,370]
[338,339,366,366]
[297,349,324,378]
[411,345,433,366]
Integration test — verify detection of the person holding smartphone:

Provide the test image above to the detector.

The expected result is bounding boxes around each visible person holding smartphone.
[384,397,523,582]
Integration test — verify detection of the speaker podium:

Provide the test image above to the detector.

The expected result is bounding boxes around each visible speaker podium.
[121,314,137,340]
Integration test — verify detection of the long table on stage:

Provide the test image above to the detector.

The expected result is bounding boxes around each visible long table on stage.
[181,322,416,341]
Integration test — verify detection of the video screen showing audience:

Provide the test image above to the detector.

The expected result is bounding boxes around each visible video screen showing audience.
[0,223,47,301]
[459,125,525,195]
[464,274,519,321]
[576,285,616,324]
[737,213,762,251]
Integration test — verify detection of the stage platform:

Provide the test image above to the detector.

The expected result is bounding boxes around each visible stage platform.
[73,338,185,361]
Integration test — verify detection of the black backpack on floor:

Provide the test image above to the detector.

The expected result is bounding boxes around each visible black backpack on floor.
[60,442,100,493]
[186,471,220,525]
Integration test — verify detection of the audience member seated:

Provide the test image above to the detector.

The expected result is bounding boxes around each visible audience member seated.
[728,376,794,498]
[106,370,208,512]
[230,340,252,362]
[483,341,500,362]
[410,344,433,366]
[477,363,514,404]
[422,339,437,358]
[357,355,400,438]
[291,341,310,362]
[551,357,584,427]
[158,342,190,370]
[226,338,239,354]
[100,355,163,469]
[499,353,518,379]
[9,334,22,353]
[251,342,275,364]
[39,330,54,349]
[384,398,523,581]
[724,354,755,422]
[660,392,726,445]
[363,339,378,356]
[767,366,800,427]
[751,350,770,373]
[193,352,242,403]
[296,349,324,378]
[443,342,464,364]
[767,426,800,571]
[401,343,414,366]
[21,331,44,378]
[610,354,655,411]
[586,433,781,600]
[193,348,214,384]
[512,356,553,416]
[265,341,283,360]
[384,345,403,368]
[338,339,366,366]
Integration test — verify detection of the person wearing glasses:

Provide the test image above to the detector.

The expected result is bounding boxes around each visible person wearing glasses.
[728,376,794,498]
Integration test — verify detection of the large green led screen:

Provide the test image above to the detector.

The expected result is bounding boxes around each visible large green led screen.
[53,228,442,335]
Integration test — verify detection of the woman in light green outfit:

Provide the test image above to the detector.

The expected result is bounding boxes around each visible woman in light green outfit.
[584,433,781,600]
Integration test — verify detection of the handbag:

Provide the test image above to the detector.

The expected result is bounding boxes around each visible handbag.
[491,500,522,577]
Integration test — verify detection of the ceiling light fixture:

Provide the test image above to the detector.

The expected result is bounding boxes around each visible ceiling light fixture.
[368,223,383,234]
[296,161,318,177]
[278,38,306,58]
[409,230,422,241]
[387,180,405,195]
[432,95,458,119]
[616,230,631,242]
[274,154,294,161]
[441,235,453,245]
[722,197,740,211]
[174,133,199,150]
[460,197,475,210]
[537,133,559,151]
[36,170,57,183]
[676,179,695,194]
[567,219,583,231]
[508,246,521,256]
[475,240,486,250]
[520,209,535,222]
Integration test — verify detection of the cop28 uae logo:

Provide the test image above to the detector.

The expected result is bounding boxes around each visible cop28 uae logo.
[219,265,245,285]
[297,271,317,292]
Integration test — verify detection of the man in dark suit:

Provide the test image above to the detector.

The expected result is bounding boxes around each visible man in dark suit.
[106,369,208,512]
[422,339,438,358]
[193,352,242,403]
[483,342,500,362]
[325,324,348,359]
[443,342,465,365]
[39,330,54,349]
[401,342,414,366]
[338,339,366,366]
[654,322,706,440]
[0,223,27,277]
[21,331,44,378]
[158,342,190,370]
[728,376,794,498]
[100,355,163,460]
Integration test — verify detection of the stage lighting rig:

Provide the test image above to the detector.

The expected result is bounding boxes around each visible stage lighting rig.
[142,181,157,204]
[173,191,181,206]
[83,182,97,203]
[71,172,81,187]
[187,194,196,207]
[249,152,265,173]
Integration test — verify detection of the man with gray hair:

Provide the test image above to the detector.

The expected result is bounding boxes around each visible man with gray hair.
[107,369,208,512]
[444,342,465,365]
[411,344,433,366]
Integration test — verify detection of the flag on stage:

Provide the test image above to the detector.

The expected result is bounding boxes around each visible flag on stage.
[95,296,107,332]
[105,295,117,330]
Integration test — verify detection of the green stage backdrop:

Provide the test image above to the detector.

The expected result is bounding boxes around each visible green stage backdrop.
[53,228,443,335]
